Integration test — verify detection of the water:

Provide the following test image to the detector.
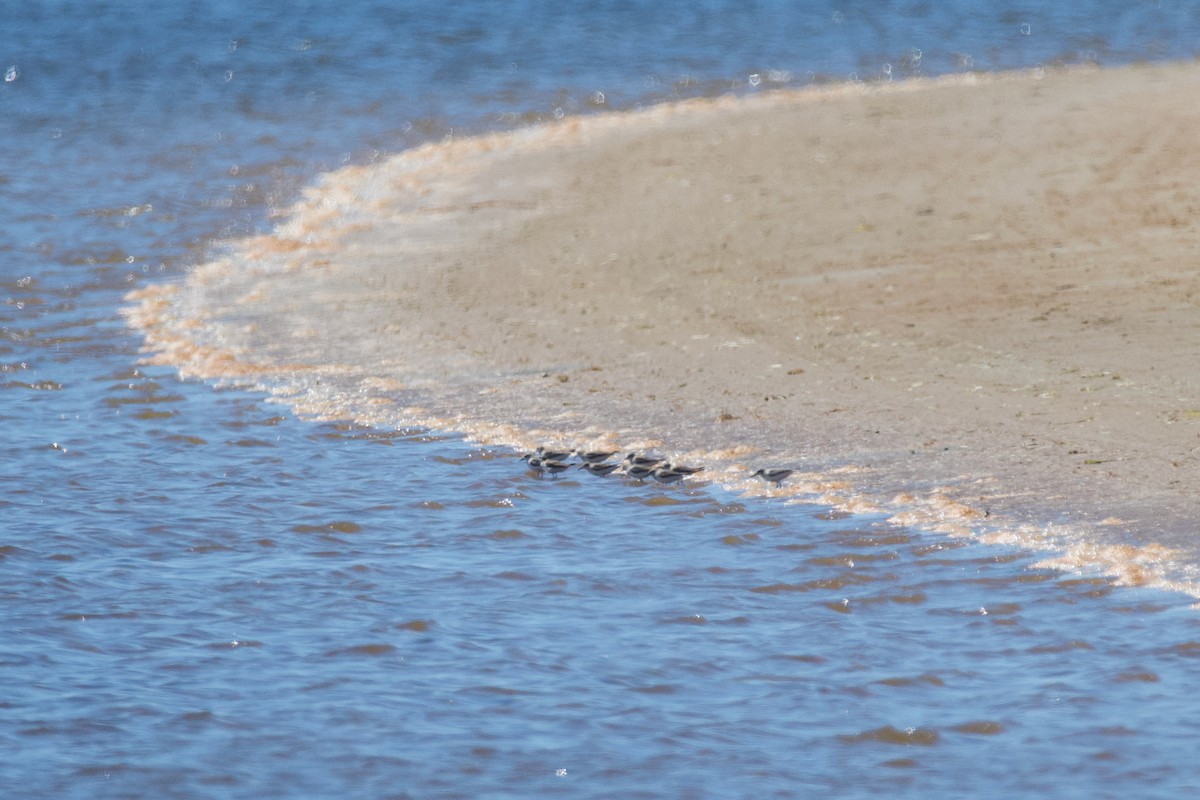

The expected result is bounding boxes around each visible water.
[8,420,1200,798]
[5,2,1200,797]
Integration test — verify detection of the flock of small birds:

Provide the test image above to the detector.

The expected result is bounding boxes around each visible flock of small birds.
[519,446,794,488]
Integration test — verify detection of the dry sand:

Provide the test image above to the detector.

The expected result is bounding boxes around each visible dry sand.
[128,61,1200,592]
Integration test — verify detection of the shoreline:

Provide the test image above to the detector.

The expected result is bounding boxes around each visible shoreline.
[127,61,1200,596]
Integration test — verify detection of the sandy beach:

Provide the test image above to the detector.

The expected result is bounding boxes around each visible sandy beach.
[129,61,1200,589]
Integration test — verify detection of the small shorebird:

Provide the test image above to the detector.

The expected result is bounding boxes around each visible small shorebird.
[579,461,621,477]
[536,446,572,462]
[573,449,619,464]
[623,452,663,468]
[751,468,794,487]
[624,464,656,482]
[662,462,705,475]
[650,466,687,485]
[520,453,547,477]
[541,460,572,479]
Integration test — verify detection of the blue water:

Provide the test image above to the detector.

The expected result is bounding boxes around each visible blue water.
[5,2,1200,798]
[7,408,1200,799]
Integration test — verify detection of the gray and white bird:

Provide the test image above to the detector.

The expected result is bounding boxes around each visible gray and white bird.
[751,468,794,487]
[579,461,621,477]
[541,460,573,479]
[623,452,663,468]
[624,463,656,482]
[650,467,687,485]
[520,453,547,477]
[573,449,619,464]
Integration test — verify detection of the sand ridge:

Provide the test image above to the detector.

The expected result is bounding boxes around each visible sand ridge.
[127,61,1200,594]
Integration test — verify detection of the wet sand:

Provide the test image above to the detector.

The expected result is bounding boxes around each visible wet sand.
[129,61,1200,591]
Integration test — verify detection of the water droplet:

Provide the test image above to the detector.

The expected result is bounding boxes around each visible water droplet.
[4,65,18,82]
[748,73,761,87]
[1020,22,1032,36]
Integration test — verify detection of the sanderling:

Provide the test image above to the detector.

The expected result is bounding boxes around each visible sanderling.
[624,464,656,482]
[573,449,619,464]
[536,446,572,462]
[623,452,663,468]
[521,453,547,477]
[662,462,705,475]
[650,467,687,485]
[578,461,621,477]
[542,460,572,479]
[751,468,794,487]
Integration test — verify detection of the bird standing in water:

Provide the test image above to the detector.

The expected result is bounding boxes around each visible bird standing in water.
[579,461,621,477]
[574,449,619,464]
[751,468,793,487]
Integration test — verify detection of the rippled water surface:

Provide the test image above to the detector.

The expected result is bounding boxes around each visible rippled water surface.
[5,2,1200,798]
[6,408,1200,798]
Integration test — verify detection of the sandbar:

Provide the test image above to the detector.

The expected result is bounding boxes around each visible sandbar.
[128,61,1200,592]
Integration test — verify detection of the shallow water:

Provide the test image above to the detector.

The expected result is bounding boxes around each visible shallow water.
[7,345,1200,796]
[6,403,1200,798]
[5,2,1200,798]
